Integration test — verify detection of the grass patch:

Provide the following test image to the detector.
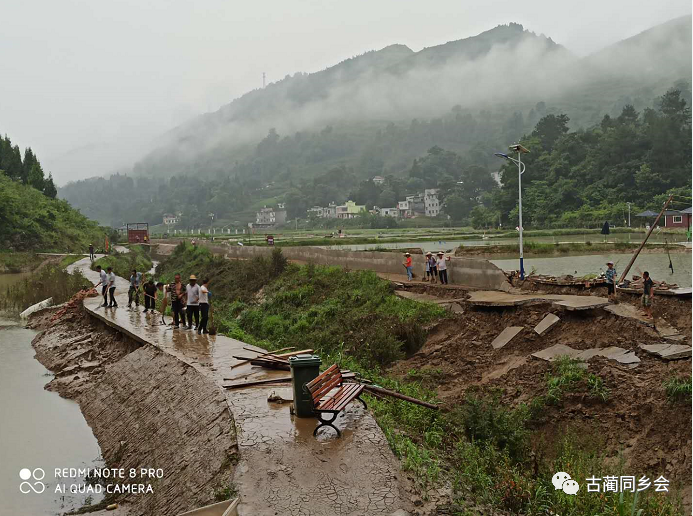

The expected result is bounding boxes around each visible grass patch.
[664,376,692,403]
[0,252,44,273]
[0,265,92,313]
[58,254,86,268]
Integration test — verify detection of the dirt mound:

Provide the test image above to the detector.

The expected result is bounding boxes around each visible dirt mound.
[390,288,692,503]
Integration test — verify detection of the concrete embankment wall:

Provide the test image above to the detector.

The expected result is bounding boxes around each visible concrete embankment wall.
[199,243,510,290]
[32,311,238,516]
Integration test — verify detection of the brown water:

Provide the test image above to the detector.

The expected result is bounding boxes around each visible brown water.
[490,252,692,287]
[0,318,103,516]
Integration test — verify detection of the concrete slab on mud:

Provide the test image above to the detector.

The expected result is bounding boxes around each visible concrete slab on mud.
[655,320,685,342]
[534,314,560,335]
[491,326,523,349]
[532,344,640,365]
[640,343,692,360]
[604,303,655,327]
[467,291,608,311]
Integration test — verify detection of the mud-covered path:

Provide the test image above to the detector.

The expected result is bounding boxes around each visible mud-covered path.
[65,257,417,516]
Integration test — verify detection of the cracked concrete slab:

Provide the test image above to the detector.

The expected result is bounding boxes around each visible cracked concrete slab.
[491,326,523,349]
[534,314,560,335]
[532,344,640,365]
[467,291,608,311]
[603,303,655,327]
[640,343,692,360]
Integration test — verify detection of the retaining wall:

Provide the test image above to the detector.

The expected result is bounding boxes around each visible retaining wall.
[200,244,510,290]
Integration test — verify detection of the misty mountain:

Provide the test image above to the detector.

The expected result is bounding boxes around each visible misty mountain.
[61,17,691,227]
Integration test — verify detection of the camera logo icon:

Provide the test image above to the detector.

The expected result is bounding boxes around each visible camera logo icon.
[19,468,46,494]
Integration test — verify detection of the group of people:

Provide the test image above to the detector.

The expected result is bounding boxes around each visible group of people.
[403,251,451,284]
[604,260,655,318]
[93,266,213,334]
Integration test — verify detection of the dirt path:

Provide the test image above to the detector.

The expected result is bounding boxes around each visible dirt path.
[65,257,417,515]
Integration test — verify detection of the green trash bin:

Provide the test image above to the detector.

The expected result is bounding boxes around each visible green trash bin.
[289,354,322,418]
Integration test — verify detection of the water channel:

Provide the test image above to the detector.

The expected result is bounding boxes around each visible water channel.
[0,274,103,516]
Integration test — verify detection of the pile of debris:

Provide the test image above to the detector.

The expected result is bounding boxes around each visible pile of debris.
[49,288,98,322]
[621,275,679,291]
[231,346,315,371]
[526,273,606,287]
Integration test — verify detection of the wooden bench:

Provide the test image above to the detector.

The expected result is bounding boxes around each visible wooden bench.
[305,364,366,437]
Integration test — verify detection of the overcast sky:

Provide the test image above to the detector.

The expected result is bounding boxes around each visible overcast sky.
[2,0,690,185]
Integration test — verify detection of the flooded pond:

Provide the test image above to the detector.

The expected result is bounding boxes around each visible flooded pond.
[319,232,690,252]
[0,317,103,516]
[490,252,692,287]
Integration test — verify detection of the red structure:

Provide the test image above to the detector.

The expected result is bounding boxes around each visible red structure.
[126,223,149,244]
[663,209,691,229]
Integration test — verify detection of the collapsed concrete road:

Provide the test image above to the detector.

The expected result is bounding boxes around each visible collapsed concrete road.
[32,257,418,516]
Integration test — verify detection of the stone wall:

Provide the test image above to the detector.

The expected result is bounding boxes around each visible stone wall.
[199,243,510,290]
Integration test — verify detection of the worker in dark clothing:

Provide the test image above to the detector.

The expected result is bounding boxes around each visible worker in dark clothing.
[89,243,95,261]
[143,278,158,313]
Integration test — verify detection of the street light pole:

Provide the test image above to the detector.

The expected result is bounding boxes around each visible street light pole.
[516,149,524,280]
[627,202,631,228]
[495,143,529,280]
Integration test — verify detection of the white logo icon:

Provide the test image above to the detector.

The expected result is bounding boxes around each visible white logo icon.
[19,468,46,494]
[552,471,579,495]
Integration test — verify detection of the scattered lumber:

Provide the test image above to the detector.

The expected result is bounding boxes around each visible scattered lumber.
[362,385,439,410]
[223,371,356,389]
[229,346,295,370]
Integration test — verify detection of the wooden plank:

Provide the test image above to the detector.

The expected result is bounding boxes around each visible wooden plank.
[222,371,356,387]
[318,384,355,411]
[230,346,295,369]
[310,373,343,403]
[306,364,338,390]
[362,385,439,410]
[320,384,364,411]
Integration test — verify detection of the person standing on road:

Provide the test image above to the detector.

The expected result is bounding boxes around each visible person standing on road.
[605,261,618,303]
[436,252,450,285]
[143,277,158,313]
[186,274,201,330]
[428,252,437,283]
[95,265,108,307]
[107,266,118,307]
[89,243,95,261]
[198,278,210,334]
[403,252,413,281]
[641,271,655,319]
[168,274,186,329]
[128,269,143,308]
[424,252,431,281]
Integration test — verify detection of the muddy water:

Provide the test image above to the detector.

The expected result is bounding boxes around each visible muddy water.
[0,318,103,516]
[490,252,692,287]
[319,232,690,252]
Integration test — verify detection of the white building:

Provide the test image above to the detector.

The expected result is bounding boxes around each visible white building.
[307,203,337,219]
[372,175,385,185]
[256,206,287,226]
[163,214,179,225]
[424,189,441,217]
[379,207,399,218]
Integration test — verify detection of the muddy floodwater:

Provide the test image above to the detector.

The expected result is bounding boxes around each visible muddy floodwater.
[490,252,692,287]
[319,232,690,252]
[0,317,103,516]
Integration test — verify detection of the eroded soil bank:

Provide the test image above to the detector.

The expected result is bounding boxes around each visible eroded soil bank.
[29,302,238,516]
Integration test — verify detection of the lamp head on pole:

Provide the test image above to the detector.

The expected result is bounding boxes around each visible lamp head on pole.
[494,152,509,159]
[509,143,530,154]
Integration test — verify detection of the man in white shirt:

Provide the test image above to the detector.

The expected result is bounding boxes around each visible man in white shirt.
[436,252,450,285]
[185,275,201,330]
[107,266,118,308]
[95,265,109,307]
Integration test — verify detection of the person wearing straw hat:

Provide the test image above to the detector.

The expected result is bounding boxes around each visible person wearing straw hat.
[436,252,450,285]
[424,252,432,282]
[605,260,617,303]
[185,274,201,330]
[403,252,413,281]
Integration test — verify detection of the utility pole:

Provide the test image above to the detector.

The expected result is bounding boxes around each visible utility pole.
[262,72,266,88]
[626,202,631,227]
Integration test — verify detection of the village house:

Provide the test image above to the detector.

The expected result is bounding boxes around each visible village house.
[306,203,337,219]
[162,213,179,225]
[663,208,692,229]
[424,189,441,217]
[379,207,399,217]
[255,206,287,227]
[372,175,385,185]
[336,200,366,219]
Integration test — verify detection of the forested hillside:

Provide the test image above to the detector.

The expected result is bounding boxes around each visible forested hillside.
[59,17,692,229]
[0,136,104,251]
